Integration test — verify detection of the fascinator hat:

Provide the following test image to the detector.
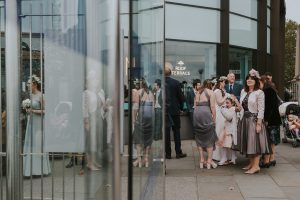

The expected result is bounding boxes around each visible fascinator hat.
[248,69,260,79]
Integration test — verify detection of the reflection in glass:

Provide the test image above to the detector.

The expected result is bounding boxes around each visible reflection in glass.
[19,0,119,199]
[130,0,165,200]
[23,76,51,177]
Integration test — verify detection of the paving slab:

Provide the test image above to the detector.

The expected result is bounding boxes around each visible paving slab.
[269,172,300,187]
[234,174,286,199]
[197,176,244,200]
[166,177,198,200]
[281,186,300,200]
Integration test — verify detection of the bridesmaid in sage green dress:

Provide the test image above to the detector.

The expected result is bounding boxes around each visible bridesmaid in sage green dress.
[23,76,51,177]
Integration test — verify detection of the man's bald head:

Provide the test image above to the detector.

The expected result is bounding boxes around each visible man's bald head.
[165,62,173,76]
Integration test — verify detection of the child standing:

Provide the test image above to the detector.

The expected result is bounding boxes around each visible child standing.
[218,97,238,165]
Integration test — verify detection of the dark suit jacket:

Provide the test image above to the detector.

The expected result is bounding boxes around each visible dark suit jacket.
[165,77,185,116]
[186,88,196,112]
[225,83,243,100]
[264,87,281,126]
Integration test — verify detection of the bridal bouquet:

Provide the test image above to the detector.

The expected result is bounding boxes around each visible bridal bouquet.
[22,99,31,109]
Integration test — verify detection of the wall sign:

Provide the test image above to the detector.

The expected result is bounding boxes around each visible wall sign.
[172,61,191,76]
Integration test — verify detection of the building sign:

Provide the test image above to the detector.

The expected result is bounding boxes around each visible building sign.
[172,61,190,76]
[229,69,241,74]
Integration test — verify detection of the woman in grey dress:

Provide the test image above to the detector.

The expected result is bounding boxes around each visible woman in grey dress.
[194,82,218,169]
[23,75,51,177]
[133,81,154,168]
[238,69,271,174]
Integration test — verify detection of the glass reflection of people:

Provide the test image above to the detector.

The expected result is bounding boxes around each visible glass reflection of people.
[165,62,187,159]
[83,71,105,171]
[132,80,140,128]
[133,80,154,168]
[153,79,162,142]
[23,75,51,177]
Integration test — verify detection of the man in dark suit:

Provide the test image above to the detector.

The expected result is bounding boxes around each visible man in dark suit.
[165,62,187,159]
[153,79,163,141]
[225,72,243,100]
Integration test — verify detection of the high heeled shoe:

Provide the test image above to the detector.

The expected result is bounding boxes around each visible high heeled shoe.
[199,162,204,169]
[244,168,260,174]
[207,161,218,169]
[242,165,252,170]
[259,162,270,168]
[144,158,149,168]
[133,159,142,168]
[270,160,276,167]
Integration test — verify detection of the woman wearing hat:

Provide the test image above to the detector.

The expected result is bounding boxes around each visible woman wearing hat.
[237,69,271,174]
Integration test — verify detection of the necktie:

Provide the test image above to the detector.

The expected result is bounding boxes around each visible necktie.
[229,85,233,94]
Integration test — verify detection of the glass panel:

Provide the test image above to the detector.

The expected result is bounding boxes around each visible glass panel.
[165,41,217,99]
[267,8,271,26]
[166,4,220,43]
[267,27,271,54]
[166,0,220,8]
[230,0,257,18]
[230,14,257,49]
[229,48,253,84]
[19,0,119,200]
[0,1,6,198]
[130,0,165,200]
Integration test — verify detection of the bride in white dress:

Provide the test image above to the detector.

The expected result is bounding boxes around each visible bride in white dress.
[212,76,229,164]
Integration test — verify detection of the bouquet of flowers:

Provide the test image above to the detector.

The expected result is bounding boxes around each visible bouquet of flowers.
[22,99,31,109]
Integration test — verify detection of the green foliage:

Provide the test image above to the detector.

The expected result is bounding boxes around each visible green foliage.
[285,19,298,85]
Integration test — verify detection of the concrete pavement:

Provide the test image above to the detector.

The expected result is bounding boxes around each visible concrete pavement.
[166,140,300,200]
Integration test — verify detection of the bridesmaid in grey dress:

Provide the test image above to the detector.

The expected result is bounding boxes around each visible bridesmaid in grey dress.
[23,76,51,177]
[193,84,218,169]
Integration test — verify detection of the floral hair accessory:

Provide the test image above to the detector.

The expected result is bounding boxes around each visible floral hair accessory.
[211,78,217,84]
[218,76,227,82]
[30,74,41,85]
[249,69,260,79]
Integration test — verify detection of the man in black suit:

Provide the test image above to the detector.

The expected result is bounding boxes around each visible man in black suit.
[225,72,243,100]
[153,79,163,141]
[165,62,187,159]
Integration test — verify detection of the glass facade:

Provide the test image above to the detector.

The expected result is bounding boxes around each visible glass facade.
[167,0,220,8]
[0,0,285,199]
[230,0,257,19]
[229,48,253,84]
[229,14,257,49]
[166,4,220,43]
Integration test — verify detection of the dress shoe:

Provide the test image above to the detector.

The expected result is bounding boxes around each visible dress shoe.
[270,160,277,167]
[65,159,74,168]
[259,162,270,168]
[176,153,187,159]
[165,155,172,159]
[244,168,260,174]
